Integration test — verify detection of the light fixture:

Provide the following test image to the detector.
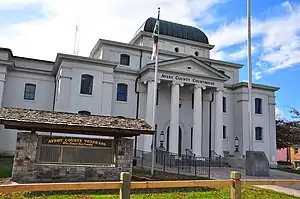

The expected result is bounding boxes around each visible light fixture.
[159,131,164,149]
[179,97,183,108]
[235,136,239,152]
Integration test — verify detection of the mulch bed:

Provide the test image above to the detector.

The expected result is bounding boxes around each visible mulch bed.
[0,178,12,185]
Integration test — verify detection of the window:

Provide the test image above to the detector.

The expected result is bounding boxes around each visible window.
[295,147,299,154]
[194,51,199,56]
[223,125,227,139]
[78,110,91,115]
[154,124,157,148]
[255,127,263,141]
[117,83,128,102]
[120,54,130,66]
[156,88,159,105]
[80,74,93,95]
[174,47,179,53]
[223,97,226,112]
[255,98,262,114]
[190,127,193,149]
[24,83,36,100]
[192,93,194,109]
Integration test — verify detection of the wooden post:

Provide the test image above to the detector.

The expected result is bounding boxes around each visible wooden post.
[119,172,132,199]
[230,171,241,199]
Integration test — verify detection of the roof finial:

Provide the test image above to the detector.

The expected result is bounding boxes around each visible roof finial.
[157,7,160,20]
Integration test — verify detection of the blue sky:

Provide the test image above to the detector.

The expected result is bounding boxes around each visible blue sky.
[0,0,299,120]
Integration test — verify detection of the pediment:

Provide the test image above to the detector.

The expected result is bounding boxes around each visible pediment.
[156,57,229,80]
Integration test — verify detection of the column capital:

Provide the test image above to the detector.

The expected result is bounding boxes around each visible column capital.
[216,87,225,92]
[143,79,161,84]
[171,81,184,87]
[194,84,206,90]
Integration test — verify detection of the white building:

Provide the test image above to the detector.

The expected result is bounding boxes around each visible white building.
[0,17,279,166]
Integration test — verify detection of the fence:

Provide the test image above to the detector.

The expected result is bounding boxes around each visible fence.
[2,171,300,199]
[135,148,226,178]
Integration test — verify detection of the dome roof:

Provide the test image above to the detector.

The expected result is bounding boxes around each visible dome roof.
[143,17,209,44]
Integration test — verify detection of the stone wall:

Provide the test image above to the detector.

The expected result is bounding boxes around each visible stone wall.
[12,132,133,183]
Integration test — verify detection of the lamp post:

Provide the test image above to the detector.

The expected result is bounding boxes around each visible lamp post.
[235,136,239,152]
[159,131,165,149]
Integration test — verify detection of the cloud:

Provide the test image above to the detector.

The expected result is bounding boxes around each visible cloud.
[0,0,224,61]
[0,0,39,10]
[276,107,284,120]
[209,1,300,79]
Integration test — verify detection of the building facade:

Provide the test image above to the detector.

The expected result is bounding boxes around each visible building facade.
[0,17,279,167]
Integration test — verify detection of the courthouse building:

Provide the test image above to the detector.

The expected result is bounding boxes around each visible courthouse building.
[0,17,279,166]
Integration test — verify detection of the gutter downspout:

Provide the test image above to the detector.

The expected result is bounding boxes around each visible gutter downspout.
[134,49,143,157]
[208,91,215,179]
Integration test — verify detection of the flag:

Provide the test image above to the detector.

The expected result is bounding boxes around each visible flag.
[151,8,160,60]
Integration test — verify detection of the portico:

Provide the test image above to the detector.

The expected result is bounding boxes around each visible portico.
[138,56,229,157]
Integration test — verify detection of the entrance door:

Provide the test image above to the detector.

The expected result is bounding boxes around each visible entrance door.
[178,126,182,156]
[166,126,182,155]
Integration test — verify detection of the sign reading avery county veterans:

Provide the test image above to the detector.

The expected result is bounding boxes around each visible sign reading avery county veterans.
[160,73,215,86]
[41,136,112,148]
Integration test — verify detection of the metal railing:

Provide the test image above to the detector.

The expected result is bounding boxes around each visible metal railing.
[135,148,213,177]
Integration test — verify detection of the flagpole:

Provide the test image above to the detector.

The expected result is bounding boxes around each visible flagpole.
[151,7,160,176]
[247,0,253,151]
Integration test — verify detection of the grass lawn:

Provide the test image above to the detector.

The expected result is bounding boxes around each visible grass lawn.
[0,186,299,199]
[0,156,13,178]
[0,163,299,198]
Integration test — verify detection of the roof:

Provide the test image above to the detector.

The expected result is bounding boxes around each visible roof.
[142,17,209,44]
[140,56,230,81]
[230,82,280,92]
[0,107,154,136]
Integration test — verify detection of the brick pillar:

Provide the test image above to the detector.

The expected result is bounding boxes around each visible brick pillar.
[12,132,38,183]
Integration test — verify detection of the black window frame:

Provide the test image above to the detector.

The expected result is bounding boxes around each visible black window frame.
[222,125,227,139]
[190,127,193,149]
[255,98,262,114]
[78,110,91,115]
[120,54,130,66]
[223,97,226,112]
[80,74,94,95]
[255,127,263,141]
[24,83,36,100]
[117,83,128,102]
[192,93,194,109]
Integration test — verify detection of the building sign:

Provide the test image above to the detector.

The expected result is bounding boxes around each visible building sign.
[41,136,112,148]
[160,73,215,86]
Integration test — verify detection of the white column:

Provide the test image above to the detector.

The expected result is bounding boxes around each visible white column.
[214,88,224,156]
[142,79,155,152]
[193,84,205,156]
[169,82,182,154]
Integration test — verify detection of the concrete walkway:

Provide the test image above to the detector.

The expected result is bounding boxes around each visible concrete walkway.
[210,167,300,197]
[140,165,300,197]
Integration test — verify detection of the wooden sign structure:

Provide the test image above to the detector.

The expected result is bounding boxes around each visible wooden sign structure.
[41,136,113,148]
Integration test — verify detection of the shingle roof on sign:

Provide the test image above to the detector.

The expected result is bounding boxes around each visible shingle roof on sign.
[0,107,155,135]
[143,17,209,44]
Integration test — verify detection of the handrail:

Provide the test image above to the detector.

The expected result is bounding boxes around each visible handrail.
[185,149,195,157]
[210,150,221,157]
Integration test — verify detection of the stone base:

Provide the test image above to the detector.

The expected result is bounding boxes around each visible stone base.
[12,132,134,183]
[245,151,270,177]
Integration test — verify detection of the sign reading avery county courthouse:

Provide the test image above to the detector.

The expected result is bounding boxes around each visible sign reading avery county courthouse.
[41,136,112,148]
[160,73,215,86]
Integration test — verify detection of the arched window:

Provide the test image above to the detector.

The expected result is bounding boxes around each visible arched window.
[255,127,263,141]
[255,98,262,114]
[80,74,93,95]
[117,83,128,102]
[78,110,91,115]
[120,54,130,66]
[24,83,36,100]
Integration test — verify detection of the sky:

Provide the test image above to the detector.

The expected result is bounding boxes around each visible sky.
[0,0,299,120]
